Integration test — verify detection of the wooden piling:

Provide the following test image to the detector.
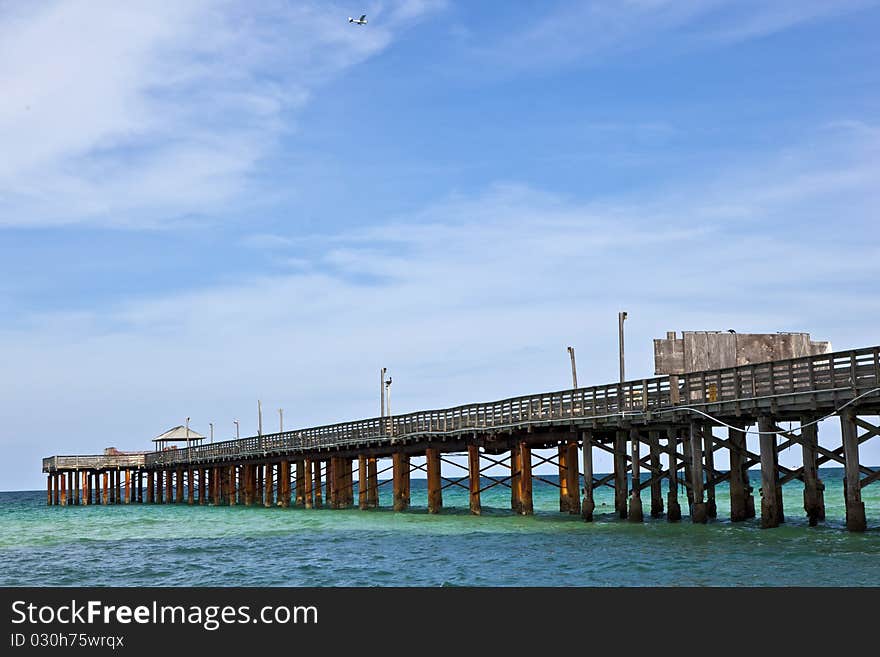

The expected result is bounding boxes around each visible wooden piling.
[304,460,314,509]
[60,472,67,506]
[614,430,628,519]
[758,416,784,528]
[520,442,533,515]
[295,461,305,507]
[327,458,337,509]
[582,431,594,521]
[392,452,409,511]
[264,463,274,508]
[138,471,144,504]
[703,425,717,519]
[565,439,580,515]
[628,428,643,522]
[648,430,663,518]
[468,445,481,515]
[228,465,237,506]
[186,468,194,505]
[358,455,368,510]
[281,460,291,508]
[164,469,173,504]
[556,443,567,513]
[800,416,825,526]
[426,447,442,514]
[124,469,130,504]
[689,422,707,523]
[367,457,379,508]
[147,472,155,503]
[114,469,121,504]
[82,470,89,506]
[47,474,52,506]
[511,443,523,514]
[728,424,753,521]
[314,461,323,508]
[840,410,867,532]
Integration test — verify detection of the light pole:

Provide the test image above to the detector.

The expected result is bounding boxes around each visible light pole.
[233,419,240,440]
[567,346,578,389]
[279,408,283,433]
[379,367,387,420]
[618,311,628,383]
[385,376,393,436]
[209,422,214,444]
[257,400,263,437]
[185,416,191,451]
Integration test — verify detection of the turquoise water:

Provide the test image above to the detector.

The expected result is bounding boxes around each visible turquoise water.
[1,468,879,586]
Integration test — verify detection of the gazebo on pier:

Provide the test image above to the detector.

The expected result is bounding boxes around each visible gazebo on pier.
[153,425,206,451]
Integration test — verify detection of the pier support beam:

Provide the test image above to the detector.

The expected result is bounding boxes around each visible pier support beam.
[800,416,825,526]
[186,469,194,505]
[648,430,663,518]
[60,473,67,506]
[264,463,274,508]
[520,442,533,516]
[341,459,353,508]
[367,457,379,508]
[840,410,867,532]
[313,461,323,508]
[614,430,628,519]
[556,443,566,513]
[758,416,784,528]
[689,422,707,523]
[156,470,163,504]
[295,461,305,507]
[728,424,754,521]
[175,468,183,504]
[358,456,368,510]
[53,473,60,506]
[125,469,131,504]
[703,425,717,519]
[582,431,594,521]
[304,460,314,509]
[392,452,410,511]
[468,445,481,515]
[102,471,110,505]
[281,460,291,508]
[82,470,89,506]
[164,469,172,504]
[47,475,52,506]
[628,428,643,522]
[511,444,523,514]
[563,439,579,515]
[426,447,442,514]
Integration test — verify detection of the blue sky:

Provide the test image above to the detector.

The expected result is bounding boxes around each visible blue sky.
[2,0,879,491]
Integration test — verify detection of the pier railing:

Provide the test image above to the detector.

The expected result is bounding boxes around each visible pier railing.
[43,453,147,472]
[143,346,880,468]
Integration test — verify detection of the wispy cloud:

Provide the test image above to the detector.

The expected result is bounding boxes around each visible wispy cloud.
[480,0,878,71]
[2,122,879,491]
[0,0,443,228]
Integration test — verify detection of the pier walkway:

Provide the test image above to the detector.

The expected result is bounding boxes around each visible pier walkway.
[43,346,880,531]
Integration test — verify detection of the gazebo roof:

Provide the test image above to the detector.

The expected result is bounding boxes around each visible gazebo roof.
[153,425,205,444]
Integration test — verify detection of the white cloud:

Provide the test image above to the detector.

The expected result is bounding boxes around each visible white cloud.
[2,122,879,489]
[0,0,442,228]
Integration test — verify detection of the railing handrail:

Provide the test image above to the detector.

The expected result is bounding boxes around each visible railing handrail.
[46,345,880,469]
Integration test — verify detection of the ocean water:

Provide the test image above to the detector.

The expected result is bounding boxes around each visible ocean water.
[1,468,879,586]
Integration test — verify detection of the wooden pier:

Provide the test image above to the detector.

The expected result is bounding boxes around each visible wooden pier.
[42,346,880,531]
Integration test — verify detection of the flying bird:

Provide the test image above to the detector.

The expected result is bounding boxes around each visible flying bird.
[349,14,367,25]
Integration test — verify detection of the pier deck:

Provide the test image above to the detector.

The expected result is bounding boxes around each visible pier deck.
[43,346,880,531]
